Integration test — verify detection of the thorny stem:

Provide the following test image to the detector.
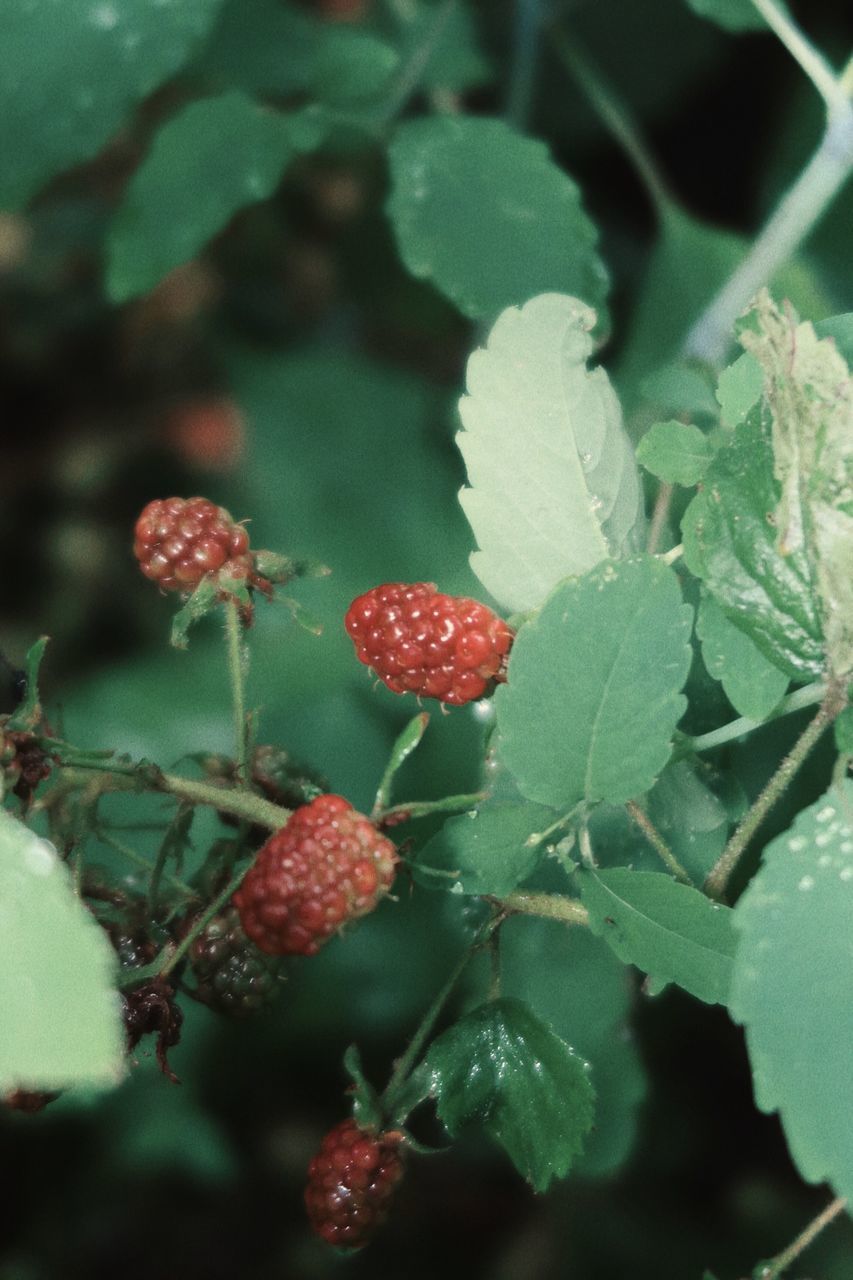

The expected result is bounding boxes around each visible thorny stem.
[224,599,249,785]
[748,1195,848,1280]
[704,680,848,900]
[499,892,590,928]
[157,862,252,980]
[625,800,693,884]
[679,681,827,758]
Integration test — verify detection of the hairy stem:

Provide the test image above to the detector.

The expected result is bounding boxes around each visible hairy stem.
[751,1195,848,1280]
[625,800,693,884]
[224,599,249,784]
[705,679,848,899]
[499,892,590,927]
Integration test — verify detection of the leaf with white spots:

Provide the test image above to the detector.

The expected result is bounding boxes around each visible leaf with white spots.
[457,293,644,613]
[0,0,227,210]
[731,782,853,1203]
[0,809,126,1093]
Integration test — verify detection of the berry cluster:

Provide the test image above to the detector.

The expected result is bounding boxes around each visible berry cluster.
[133,496,254,593]
[305,1119,405,1249]
[234,795,398,956]
[345,582,513,706]
[190,907,282,1017]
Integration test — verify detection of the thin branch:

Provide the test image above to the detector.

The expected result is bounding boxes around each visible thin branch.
[625,800,693,884]
[749,1195,848,1280]
[749,0,847,117]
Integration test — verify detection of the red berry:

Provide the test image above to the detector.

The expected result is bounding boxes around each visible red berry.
[344,582,514,707]
[233,795,398,956]
[133,496,252,593]
[305,1119,405,1249]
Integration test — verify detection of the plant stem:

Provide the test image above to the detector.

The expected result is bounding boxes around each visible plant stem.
[705,679,847,899]
[679,681,827,757]
[157,862,251,979]
[499,891,590,927]
[378,0,458,125]
[625,800,693,884]
[506,0,542,130]
[224,598,249,784]
[749,0,846,115]
[683,100,853,367]
[549,27,672,217]
[97,831,197,900]
[646,483,674,555]
[377,792,486,823]
[751,1195,848,1280]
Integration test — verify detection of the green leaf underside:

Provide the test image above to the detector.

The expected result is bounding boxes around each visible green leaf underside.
[739,293,853,677]
[696,593,789,722]
[107,92,324,301]
[578,867,737,1006]
[425,998,595,1191]
[682,405,825,680]
[636,420,714,486]
[0,0,226,210]
[730,781,853,1202]
[413,799,557,896]
[0,810,125,1092]
[683,0,767,31]
[386,117,608,324]
[496,557,692,810]
[456,293,644,613]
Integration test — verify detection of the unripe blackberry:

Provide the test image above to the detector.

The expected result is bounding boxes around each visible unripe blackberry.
[305,1119,405,1249]
[233,795,398,957]
[133,496,252,593]
[345,582,514,706]
[190,907,283,1016]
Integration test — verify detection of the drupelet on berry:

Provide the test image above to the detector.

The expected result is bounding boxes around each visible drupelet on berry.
[133,496,253,593]
[344,582,513,707]
[305,1118,405,1249]
[233,795,398,957]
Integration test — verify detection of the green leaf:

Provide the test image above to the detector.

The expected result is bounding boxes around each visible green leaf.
[682,405,825,680]
[0,0,226,210]
[456,294,644,613]
[0,809,125,1092]
[636,420,715,486]
[107,93,322,301]
[696,593,789,721]
[817,312,853,365]
[834,705,853,754]
[683,0,767,31]
[739,292,853,676]
[6,636,49,732]
[496,557,693,810]
[730,781,853,1203]
[169,578,221,650]
[424,998,595,1191]
[413,799,558,897]
[386,117,609,324]
[716,352,764,429]
[343,1044,383,1131]
[578,867,737,1005]
[500,918,646,1178]
[376,0,493,94]
[640,363,719,420]
[646,759,729,883]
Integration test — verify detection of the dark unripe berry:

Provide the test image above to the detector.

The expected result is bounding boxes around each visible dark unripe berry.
[189,907,283,1016]
[305,1119,405,1249]
[345,582,514,706]
[133,496,252,593]
[233,795,398,957]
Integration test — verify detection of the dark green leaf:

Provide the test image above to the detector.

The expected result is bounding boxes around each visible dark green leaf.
[413,800,557,896]
[107,93,323,301]
[425,998,595,1191]
[496,557,693,809]
[578,867,737,1005]
[0,809,125,1092]
[731,781,853,1203]
[696,593,789,721]
[682,405,825,679]
[0,0,226,209]
[386,116,608,323]
[636,420,714,486]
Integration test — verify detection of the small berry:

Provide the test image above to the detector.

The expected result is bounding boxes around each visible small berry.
[189,907,283,1017]
[305,1119,405,1249]
[133,496,253,593]
[345,582,514,706]
[233,795,398,957]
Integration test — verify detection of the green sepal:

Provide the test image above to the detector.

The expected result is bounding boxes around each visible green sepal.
[373,713,430,815]
[6,637,49,732]
[343,1044,383,1131]
[253,550,331,584]
[170,579,222,650]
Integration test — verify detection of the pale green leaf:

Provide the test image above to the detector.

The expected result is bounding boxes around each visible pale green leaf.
[739,292,853,676]
[578,867,737,1005]
[636,420,714,486]
[457,294,644,613]
[424,997,595,1191]
[731,781,853,1202]
[413,799,557,896]
[0,0,226,210]
[386,117,608,324]
[716,352,763,428]
[107,93,323,301]
[696,593,788,721]
[0,809,125,1092]
[496,557,692,809]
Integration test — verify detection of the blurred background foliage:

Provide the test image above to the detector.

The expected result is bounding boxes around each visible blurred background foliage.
[1,0,852,1276]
